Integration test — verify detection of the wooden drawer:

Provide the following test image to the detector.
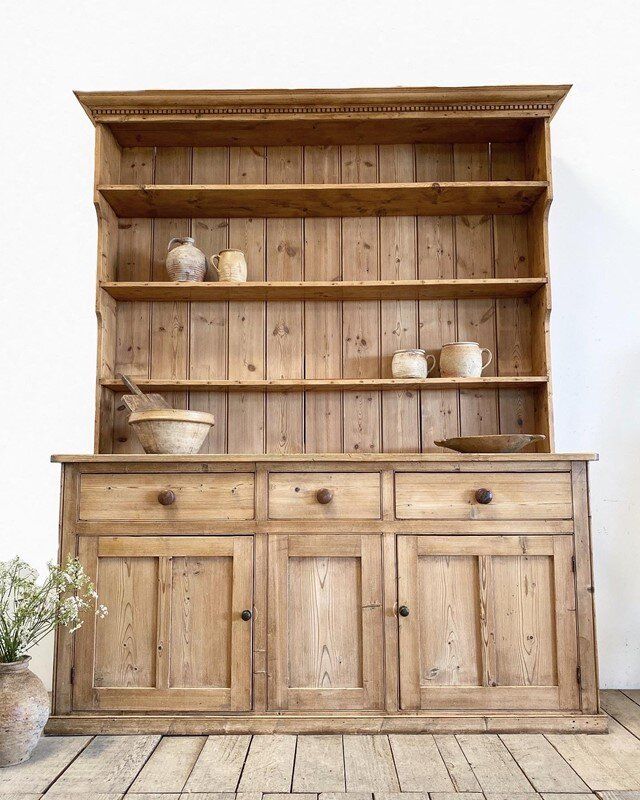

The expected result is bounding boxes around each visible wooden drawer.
[395,472,573,520]
[268,472,381,519]
[78,473,255,521]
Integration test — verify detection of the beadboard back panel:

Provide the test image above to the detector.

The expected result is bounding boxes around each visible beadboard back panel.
[102,140,544,454]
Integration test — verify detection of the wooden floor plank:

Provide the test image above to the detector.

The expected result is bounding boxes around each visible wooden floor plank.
[429,794,484,800]
[501,733,590,793]
[0,794,44,800]
[483,795,542,800]
[601,690,640,738]
[0,795,43,800]
[623,690,640,708]
[456,734,534,793]
[433,734,482,793]
[548,717,640,790]
[182,735,251,793]
[388,734,454,792]
[343,735,400,793]
[128,736,204,793]
[0,736,91,794]
[292,735,345,792]
[37,795,122,800]
[45,735,159,795]
[374,793,425,800]
[127,795,180,800]
[237,734,297,792]
[263,795,317,800]
[177,794,261,800]
[541,794,597,800]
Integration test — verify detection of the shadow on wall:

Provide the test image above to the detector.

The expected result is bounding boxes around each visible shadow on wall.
[551,158,640,687]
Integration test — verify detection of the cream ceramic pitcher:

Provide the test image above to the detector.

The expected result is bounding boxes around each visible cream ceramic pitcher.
[391,349,436,379]
[209,249,248,282]
[439,341,493,378]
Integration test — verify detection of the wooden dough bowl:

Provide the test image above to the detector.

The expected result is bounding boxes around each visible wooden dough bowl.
[435,434,546,453]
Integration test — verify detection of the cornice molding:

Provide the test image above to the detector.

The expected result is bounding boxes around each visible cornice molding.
[87,102,556,119]
[75,85,571,123]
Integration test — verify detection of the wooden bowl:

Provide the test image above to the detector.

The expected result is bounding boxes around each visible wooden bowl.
[129,409,215,454]
[434,434,546,454]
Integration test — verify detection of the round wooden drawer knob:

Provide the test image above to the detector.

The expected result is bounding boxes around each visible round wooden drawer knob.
[398,605,410,617]
[475,488,493,505]
[158,490,176,506]
[241,609,252,621]
[316,488,334,505]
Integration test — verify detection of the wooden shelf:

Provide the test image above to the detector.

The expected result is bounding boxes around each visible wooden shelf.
[98,181,547,219]
[101,278,546,302]
[101,377,548,393]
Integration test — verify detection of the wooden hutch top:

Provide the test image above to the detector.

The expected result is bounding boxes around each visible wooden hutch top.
[73,85,577,458]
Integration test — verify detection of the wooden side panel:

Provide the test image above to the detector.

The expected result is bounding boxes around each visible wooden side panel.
[415,145,458,451]
[94,126,120,453]
[379,145,419,451]
[453,144,498,436]
[189,147,229,453]
[150,148,191,412]
[341,145,381,453]
[303,146,343,453]
[572,461,599,712]
[266,147,304,452]
[227,147,266,453]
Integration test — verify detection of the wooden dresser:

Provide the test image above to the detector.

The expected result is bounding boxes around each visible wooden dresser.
[49,86,603,733]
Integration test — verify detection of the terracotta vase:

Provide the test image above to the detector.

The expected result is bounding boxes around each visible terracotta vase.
[165,237,207,282]
[0,657,49,767]
[439,341,493,378]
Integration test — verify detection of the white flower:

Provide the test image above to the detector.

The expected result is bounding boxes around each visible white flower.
[0,555,107,662]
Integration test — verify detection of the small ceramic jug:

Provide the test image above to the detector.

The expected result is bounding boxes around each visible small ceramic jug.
[392,349,436,379]
[439,341,493,378]
[210,249,248,282]
[166,237,207,282]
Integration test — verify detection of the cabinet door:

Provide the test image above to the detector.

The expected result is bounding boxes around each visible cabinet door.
[398,535,579,711]
[268,534,384,710]
[74,536,253,711]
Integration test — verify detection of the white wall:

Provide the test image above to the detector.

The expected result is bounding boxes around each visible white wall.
[1,0,638,689]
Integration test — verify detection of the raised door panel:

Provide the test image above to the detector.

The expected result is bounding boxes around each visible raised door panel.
[397,535,579,711]
[268,534,384,710]
[74,536,253,711]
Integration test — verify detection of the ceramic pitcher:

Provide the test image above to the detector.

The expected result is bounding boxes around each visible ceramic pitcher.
[166,237,207,282]
[392,349,436,379]
[210,249,248,282]
[439,341,493,378]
